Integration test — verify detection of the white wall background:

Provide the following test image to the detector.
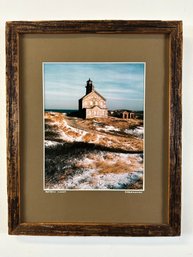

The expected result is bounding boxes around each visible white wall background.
[0,0,192,256]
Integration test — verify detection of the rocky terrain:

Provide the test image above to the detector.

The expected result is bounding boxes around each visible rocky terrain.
[44,111,144,191]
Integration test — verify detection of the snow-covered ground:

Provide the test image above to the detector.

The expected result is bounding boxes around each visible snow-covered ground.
[96,125,120,132]
[45,112,143,151]
[50,169,143,190]
[125,126,144,139]
[45,150,143,190]
[45,114,108,145]
[44,112,144,190]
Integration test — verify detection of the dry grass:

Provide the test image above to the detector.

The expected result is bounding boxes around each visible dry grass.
[66,130,80,137]
[82,133,97,142]
[45,112,143,151]
[73,152,143,175]
[96,160,129,174]
[98,156,142,174]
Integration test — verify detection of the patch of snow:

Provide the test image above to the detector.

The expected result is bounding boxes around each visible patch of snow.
[96,125,120,132]
[45,140,61,147]
[125,126,144,138]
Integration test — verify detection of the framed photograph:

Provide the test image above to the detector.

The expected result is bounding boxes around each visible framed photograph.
[7,20,182,236]
[43,62,145,192]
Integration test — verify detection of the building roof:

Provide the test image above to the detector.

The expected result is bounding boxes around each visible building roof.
[79,89,106,102]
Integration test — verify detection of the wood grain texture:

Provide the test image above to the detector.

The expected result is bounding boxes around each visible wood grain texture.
[6,20,182,236]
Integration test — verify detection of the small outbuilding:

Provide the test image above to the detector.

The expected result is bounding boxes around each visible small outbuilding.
[122,111,135,119]
[122,111,129,119]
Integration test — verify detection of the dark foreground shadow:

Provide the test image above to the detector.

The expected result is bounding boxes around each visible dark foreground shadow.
[45,141,143,156]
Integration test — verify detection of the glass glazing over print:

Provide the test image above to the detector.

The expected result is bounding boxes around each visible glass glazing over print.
[43,62,145,191]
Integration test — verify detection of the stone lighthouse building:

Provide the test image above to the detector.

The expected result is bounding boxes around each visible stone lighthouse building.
[79,79,108,119]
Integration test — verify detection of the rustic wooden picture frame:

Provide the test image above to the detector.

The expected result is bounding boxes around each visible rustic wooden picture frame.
[6,20,182,236]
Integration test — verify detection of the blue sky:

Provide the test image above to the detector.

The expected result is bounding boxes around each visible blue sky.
[44,62,145,111]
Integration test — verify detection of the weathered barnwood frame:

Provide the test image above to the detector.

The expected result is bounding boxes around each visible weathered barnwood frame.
[6,20,182,236]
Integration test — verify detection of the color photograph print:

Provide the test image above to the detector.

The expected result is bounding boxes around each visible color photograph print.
[43,62,145,191]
